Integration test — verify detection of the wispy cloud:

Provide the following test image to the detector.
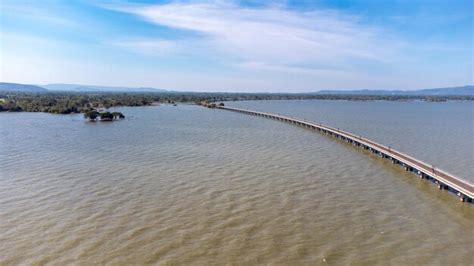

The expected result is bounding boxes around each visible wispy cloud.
[2,0,470,91]
[0,1,80,28]
[109,1,404,72]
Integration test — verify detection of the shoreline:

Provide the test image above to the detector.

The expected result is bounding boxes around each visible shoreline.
[1,95,473,114]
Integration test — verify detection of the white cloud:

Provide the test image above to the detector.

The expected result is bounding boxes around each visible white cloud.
[111,1,403,72]
[3,1,469,91]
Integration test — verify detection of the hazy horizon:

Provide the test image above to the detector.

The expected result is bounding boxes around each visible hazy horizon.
[1,81,473,94]
[1,0,472,92]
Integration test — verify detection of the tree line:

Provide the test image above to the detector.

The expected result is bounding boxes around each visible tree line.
[0,91,472,114]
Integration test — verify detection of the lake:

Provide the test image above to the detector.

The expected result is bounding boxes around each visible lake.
[1,100,473,264]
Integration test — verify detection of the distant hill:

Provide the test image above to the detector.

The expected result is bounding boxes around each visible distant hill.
[42,83,168,92]
[0,82,48,92]
[415,86,474,95]
[1,82,472,95]
[316,86,474,96]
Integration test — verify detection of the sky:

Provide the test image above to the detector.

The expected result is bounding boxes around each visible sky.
[0,0,472,92]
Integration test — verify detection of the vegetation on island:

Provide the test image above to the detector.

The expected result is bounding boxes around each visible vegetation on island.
[198,101,225,108]
[0,93,157,114]
[84,110,125,121]
[0,91,472,114]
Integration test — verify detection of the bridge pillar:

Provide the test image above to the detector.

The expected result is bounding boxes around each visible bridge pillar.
[459,194,471,202]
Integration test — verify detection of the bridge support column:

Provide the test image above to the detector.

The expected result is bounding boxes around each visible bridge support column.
[437,183,448,190]
[458,194,472,202]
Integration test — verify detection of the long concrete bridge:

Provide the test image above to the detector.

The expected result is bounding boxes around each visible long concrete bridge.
[217,105,474,202]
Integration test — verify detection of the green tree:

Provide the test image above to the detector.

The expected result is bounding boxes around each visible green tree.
[112,112,125,120]
[99,111,114,121]
[84,110,99,121]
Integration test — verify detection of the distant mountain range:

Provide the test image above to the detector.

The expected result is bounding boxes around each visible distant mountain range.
[1,82,473,95]
[0,82,167,93]
[0,82,48,92]
[315,86,474,96]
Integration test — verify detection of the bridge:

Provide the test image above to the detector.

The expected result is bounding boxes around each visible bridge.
[217,105,474,202]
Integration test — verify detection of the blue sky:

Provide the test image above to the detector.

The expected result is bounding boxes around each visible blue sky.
[0,0,472,92]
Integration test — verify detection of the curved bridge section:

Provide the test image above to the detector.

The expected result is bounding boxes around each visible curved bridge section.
[218,105,474,202]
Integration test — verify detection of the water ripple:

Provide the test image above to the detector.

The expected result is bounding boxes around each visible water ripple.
[0,104,472,264]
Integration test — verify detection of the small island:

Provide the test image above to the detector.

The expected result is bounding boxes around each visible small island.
[198,101,225,108]
[84,110,125,122]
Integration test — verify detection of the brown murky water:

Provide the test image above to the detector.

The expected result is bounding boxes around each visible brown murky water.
[1,101,473,264]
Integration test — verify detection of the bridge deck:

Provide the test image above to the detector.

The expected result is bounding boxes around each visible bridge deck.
[218,105,474,202]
